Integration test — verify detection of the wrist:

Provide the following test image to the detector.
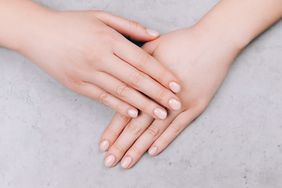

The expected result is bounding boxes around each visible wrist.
[192,13,249,55]
[0,0,54,52]
[191,0,282,63]
[193,21,251,54]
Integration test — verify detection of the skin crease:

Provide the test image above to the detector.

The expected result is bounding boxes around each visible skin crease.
[100,0,282,169]
[0,0,183,120]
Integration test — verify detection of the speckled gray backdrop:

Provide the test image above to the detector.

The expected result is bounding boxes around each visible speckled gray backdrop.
[0,0,281,188]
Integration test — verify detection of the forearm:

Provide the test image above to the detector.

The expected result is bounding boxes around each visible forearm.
[194,0,282,54]
[0,0,51,51]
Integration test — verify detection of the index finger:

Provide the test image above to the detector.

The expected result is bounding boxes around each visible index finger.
[113,37,182,94]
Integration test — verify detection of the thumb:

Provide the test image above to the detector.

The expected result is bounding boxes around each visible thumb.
[93,11,160,41]
[142,39,160,55]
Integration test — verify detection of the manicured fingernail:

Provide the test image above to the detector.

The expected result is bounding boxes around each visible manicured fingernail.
[121,156,132,169]
[169,82,181,93]
[99,140,110,152]
[128,109,138,118]
[104,154,116,168]
[148,146,158,156]
[146,29,160,37]
[168,98,182,111]
[153,108,167,120]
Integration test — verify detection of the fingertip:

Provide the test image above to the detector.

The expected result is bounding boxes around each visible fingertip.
[121,156,133,169]
[153,108,167,120]
[104,154,116,168]
[148,146,158,156]
[127,109,139,118]
[99,140,110,152]
[169,82,181,93]
[168,98,182,111]
[146,28,160,38]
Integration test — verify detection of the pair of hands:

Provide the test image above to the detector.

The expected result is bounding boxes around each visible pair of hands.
[10,2,239,169]
[3,0,280,170]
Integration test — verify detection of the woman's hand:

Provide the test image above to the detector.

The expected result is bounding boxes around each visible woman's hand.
[99,0,282,168]
[99,27,241,168]
[1,1,182,119]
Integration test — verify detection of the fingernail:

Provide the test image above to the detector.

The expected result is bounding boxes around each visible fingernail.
[104,154,116,168]
[121,156,132,169]
[99,140,110,152]
[146,29,160,37]
[148,146,158,156]
[168,98,182,111]
[169,82,181,93]
[128,109,138,118]
[153,108,167,120]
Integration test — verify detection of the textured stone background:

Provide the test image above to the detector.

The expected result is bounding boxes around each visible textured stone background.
[0,0,281,188]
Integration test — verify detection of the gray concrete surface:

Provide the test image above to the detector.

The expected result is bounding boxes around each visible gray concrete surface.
[0,1,282,188]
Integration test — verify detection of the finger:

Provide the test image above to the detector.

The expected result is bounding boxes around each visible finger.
[103,56,182,111]
[103,113,153,168]
[99,113,130,152]
[78,83,139,118]
[86,71,168,120]
[142,40,160,54]
[105,113,153,167]
[148,110,200,156]
[120,112,179,169]
[114,37,182,94]
[93,11,159,41]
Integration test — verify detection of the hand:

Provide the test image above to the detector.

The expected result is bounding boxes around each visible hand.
[12,2,182,119]
[99,27,241,168]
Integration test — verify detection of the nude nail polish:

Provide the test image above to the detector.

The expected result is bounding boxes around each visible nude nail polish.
[99,140,110,152]
[121,156,132,169]
[169,82,181,93]
[153,108,167,120]
[104,155,116,168]
[146,29,160,37]
[168,98,182,110]
[128,109,138,118]
[148,146,158,156]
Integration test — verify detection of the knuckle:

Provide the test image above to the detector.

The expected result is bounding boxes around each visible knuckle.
[130,145,142,156]
[157,89,168,103]
[112,143,125,155]
[116,105,127,115]
[147,125,160,138]
[63,71,82,90]
[65,82,78,92]
[115,85,129,97]
[106,127,120,139]
[171,125,183,136]
[159,137,170,147]
[136,51,150,66]
[129,20,141,30]
[98,92,110,106]
[157,70,169,83]
[116,113,130,123]
[126,123,143,136]
[129,71,145,88]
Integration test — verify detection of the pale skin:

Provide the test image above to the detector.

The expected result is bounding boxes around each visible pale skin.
[100,0,282,168]
[0,0,183,120]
